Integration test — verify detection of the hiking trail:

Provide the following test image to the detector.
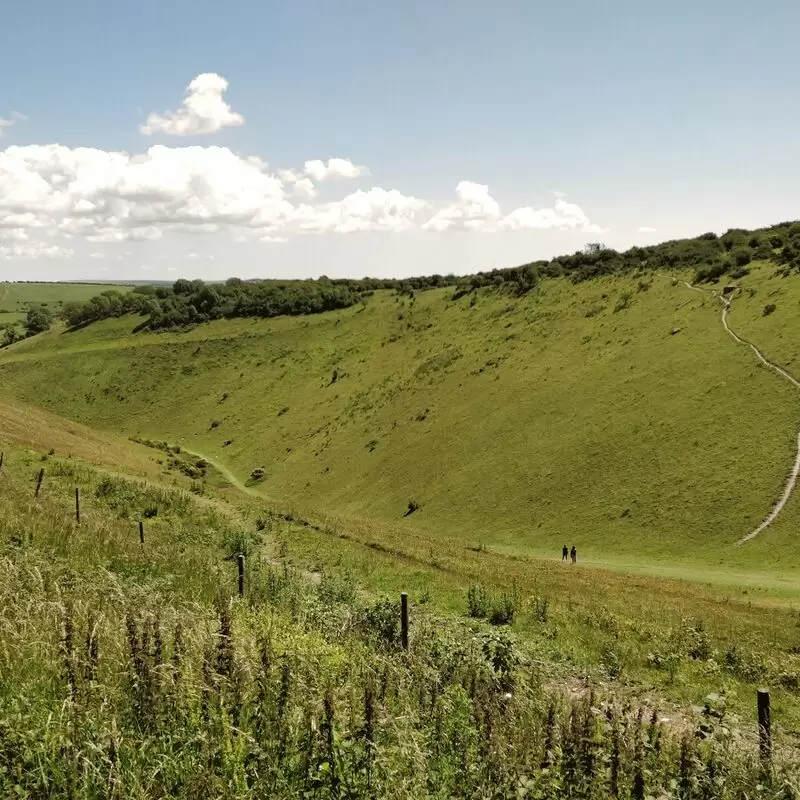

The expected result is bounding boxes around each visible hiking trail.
[669,276,800,544]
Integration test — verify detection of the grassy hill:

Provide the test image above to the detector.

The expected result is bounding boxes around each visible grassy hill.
[1,262,798,573]
[2,229,800,747]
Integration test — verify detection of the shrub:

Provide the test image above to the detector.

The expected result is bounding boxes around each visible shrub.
[531,594,550,624]
[731,247,752,267]
[1,327,22,348]
[763,303,776,316]
[751,242,773,260]
[466,584,489,618]
[24,306,52,336]
[358,598,401,649]
[250,468,266,481]
[489,587,519,626]
[209,420,221,430]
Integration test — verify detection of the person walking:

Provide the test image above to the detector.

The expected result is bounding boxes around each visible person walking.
[562,544,569,562]
[570,545,577,564]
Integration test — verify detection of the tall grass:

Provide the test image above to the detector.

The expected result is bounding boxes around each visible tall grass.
[0,451,797,798]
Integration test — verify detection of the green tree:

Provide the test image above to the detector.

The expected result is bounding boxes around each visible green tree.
[24,306,52,336]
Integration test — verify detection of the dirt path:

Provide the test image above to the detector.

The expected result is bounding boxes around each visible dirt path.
[669,276,800,544]
[181,446,263,498]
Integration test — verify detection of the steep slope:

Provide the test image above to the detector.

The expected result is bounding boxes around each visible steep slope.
[1,263,798,569]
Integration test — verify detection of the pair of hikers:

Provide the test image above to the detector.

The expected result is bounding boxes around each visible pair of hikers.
[561,544,577,564]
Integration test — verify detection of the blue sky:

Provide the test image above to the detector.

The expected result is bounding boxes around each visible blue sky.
[1,0,798,281]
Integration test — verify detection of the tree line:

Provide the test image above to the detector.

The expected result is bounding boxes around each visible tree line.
[3,219,799,342]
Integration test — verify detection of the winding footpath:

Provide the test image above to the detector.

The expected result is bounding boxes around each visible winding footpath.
[670,277,800,544]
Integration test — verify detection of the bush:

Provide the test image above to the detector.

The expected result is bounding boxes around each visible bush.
[694,260,729,283]
[763,303,777,316]
[1,327,22,348]
[467,584,489,618]
[731,248,752,267]
[489,587,519,626]
[358,598,401,649]
[24,306,52,336]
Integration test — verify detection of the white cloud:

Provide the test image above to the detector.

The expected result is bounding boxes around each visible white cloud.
[423,181,501,232]
[499,198,603,232]
[293,178,316,198]
[303,158,368,182]
[289,188,426,234]
[0,241,73,260]
[0,143,428,246]
[423,183,601,234]
[0,112,27,138]
[0,135,603,261]
[638,226,656,233]
[0,228,29,242]
[140,73,244,136]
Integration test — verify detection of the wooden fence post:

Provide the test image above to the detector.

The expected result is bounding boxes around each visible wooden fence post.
[138,521,145,546]
[238,554,245,597]
[401,592,409,651]
[757,688,771,772]
[75,487,80,523]
[34,468,44,498]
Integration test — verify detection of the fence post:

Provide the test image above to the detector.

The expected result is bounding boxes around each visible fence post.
[138,520,145,546]
[34,468,44,498]
[75,487,80,523]
[757,688,771,772]
[237,554,245,597]
[401,592,409,651]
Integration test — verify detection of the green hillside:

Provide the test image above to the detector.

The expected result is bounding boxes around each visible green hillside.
[1,262,798,574]
[2,229,800,746]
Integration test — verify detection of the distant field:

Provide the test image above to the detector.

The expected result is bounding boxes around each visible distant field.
[0,282,131,328]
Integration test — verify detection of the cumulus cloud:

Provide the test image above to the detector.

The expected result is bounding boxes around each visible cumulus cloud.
[279,159,367,199]
[303,158,368,182]
[499,198,604,232]
[424,182,601,234]
[289,188,426,234]
[0,241,73,260]
[423,181,500,232]
[0,130,602,260]
[292,178,316,198]
[637,226,656,233]
[0,143,427,246]
[140,73,244,136]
